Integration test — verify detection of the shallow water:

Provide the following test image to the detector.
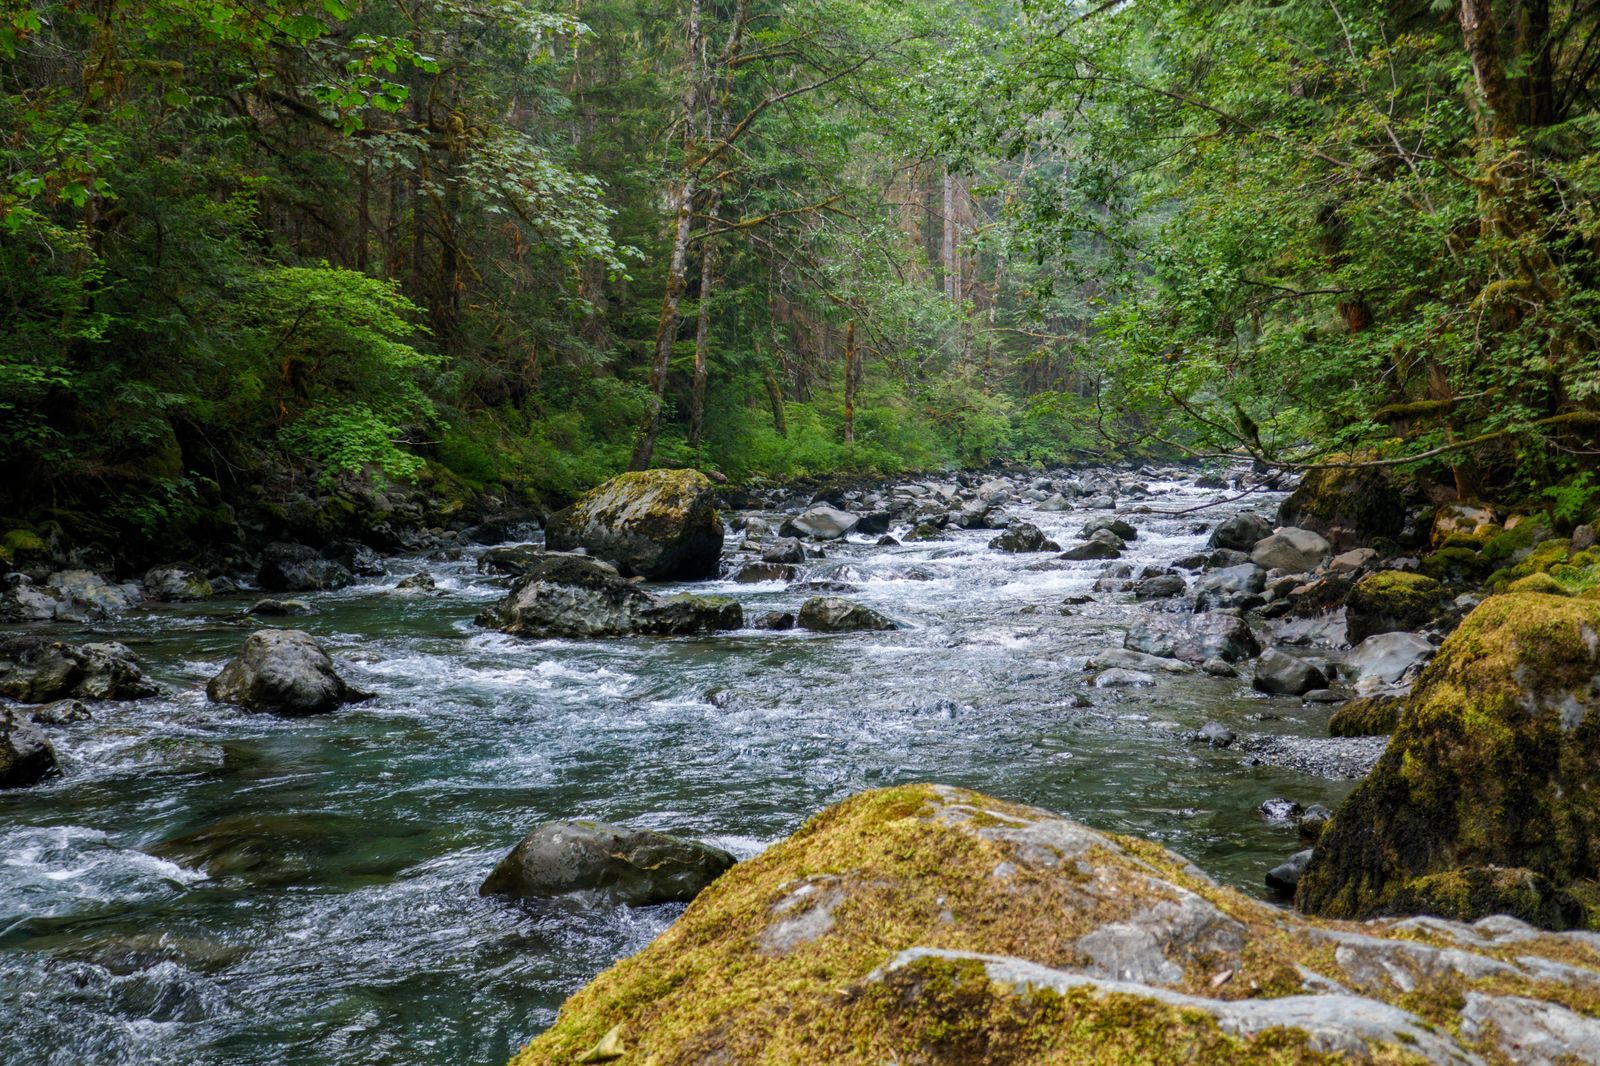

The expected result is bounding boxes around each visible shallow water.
[0,473,1357,1065]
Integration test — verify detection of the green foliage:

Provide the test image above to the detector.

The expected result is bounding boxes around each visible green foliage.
[1543,474,1600,526]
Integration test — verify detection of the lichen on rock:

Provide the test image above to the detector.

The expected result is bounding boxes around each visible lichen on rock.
[544,469,724,581]
[506,783,1600,1066]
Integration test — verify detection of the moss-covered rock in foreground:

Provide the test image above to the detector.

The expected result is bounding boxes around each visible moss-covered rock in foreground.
[1299,593,1600,929]
[507,783,1600,1066]
[545,469,723,581]
[1344,571,1449,643]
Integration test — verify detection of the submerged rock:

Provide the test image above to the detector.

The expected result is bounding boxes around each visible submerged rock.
[1299,592,1600,928]
[507,783,1600,1066]
[0,636,159,703]
[206,629,363,715]
[796,597,895,633]
[544,469,724,580]
[0,708,58,788]
[480,820,735,905]
[476,554,741,639]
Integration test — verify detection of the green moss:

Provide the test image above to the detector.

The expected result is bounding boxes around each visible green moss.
[1507,572,1569,595]
[1391,868,1581,929]
[1345,571,1449,642]
[1420,547,1490,583]
[1479,519,1548,564]
[1299,593,1600,928]
[1328,695,1403,736]
[0,529,49,567]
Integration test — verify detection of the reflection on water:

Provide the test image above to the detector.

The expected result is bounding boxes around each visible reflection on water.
[0,472,1355,1065]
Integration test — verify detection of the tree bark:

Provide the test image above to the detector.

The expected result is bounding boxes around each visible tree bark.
[763,352,788,437]
[843,321,856,444]
[628,0,704,472]
[1459,0,1519,140]
[942,165,957,302]
[688,238,715,457]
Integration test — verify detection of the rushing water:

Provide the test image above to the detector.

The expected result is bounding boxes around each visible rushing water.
[0,471,1360,1066]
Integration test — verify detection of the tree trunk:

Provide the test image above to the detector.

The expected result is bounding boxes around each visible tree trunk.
[688,238,716,457]
[1459,0,1518,141]
[763,352,788,437]
[842,321,856,445]
[628,0,704,472]
[942,165,957,302]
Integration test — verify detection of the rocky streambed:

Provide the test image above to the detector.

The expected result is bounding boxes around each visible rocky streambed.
[0,463,1516,1064]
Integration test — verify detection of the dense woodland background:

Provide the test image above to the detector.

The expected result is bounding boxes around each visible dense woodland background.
[7,0,1600,556]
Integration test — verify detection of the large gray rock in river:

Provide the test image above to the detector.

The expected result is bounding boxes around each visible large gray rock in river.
[0,636,159,703]
[1253,648,1328,696]
[206,629,362,715]
[781,505,860,541]
[479,820,735,905]
[988,522,1059,553]
[1208,513,1273,552]
[0,708,58,789]
[476,554,741,639]
[1193,563,1266,611]
[797,596,895,632]
[1250,527,1332,574]
[545,469,723,580]
[258,542,355,591]
[1124,613,1260,664]
[1346,631,1434,692]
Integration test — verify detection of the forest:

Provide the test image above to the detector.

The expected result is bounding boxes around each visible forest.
[8,0,1599,555]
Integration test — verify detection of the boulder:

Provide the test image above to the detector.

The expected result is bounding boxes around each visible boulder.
[480,820,735,905]
[478,544,554,577]
[245,598,318,617]
[1035,494,1072,512]
[1193,564,1266,611]
[1124,613,1259,664]
[780,505,861,541]
[1253,649,1328,696]
[988,522,1060,553]
[29,699,91,725]
[1299,593,1600,928]
[1345,571,1450,643]
[855,511,892,536]
[0,577,63,622]
[1431,502,1497,547]
[462,508,543,545]
[507,783,1600,1066]
[1328,695,1403,737]
[45,569,139,619]
[760,538,807,565]
[736,562,798,583]
[476,555,742,639]
[796,597,895,633]
[1279,464,1408,549]
[0,637,159,703]
[0,709,58,788]
[1346,632,1433,692]
[754,611,796,631]
[206,629,363,715]
[1080,516,1136,541]
[1207,513,1273,552]
[257,542,355,591]
[1250,528,1332,574]
[1328,548,1378,575]
[143,566,214,601]
[393,572,436,592]
[1133,574,1186,600]
[1059,539,1121,561]
[545,469,724,580]
[1266,849,1314,900]
[955,501,1007,530]
[1194,722,1236,748]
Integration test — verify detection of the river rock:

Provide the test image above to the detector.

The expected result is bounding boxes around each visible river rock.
[1252,649,1328,696]
[956,501,1006,530]
[0,636,159,703]
[1300,592,1600,928]
[1036,494,1072,511]
[1085,649,1194,675]
[143,566,213,601]
[1195,722,1236,748]
[1208,513,1273,552]
[45,569,139,620]
[1431,502,1496,547]
[781,504,860,541]
[1124,613,1259,664]
[1346,632,1433,692]
[462,508,543,545]
[736,562,797,583]
[988,522,1060,553]
[545,469,724,580]
[1328,548,1378,574]
[754,610,796,630]
[480,820,735,905]
[1080,516,1136,541]
[1344,571,1450,643]
[1259,797,1304,822]
[246,597,318,617]
[1250,527,1332,574]
[29,699,91,725]
[507,783,1600,1066]
[855,511,892,536]
[797,597,895,632]
[0,709,58,788]
[476,555,742,639]
[1279,465,1409,550]
[257,542,355,591]
[1134,574,1186,599]
[206,629,362,715]
[760,538,807,565]
[1060,538,1121,561]
[1193,564,1266,611]
[1266,849,1313,899]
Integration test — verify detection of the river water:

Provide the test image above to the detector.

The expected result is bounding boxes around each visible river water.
[0,470,1358,1065]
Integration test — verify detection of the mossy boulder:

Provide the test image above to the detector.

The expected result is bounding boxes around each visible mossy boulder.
[1344,571,1450,643]
[1298,593,1600,928]
[0,528,52,572]
[545,469,723,581]
[509,783,1600,1066]
[1278,464,1408,550]
[1327,695,1403,737]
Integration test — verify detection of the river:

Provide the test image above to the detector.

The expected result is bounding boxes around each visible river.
[0,468,1358,1065]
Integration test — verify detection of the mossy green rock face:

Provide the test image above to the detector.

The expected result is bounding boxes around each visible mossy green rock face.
[1278,465,1407,550]
[507,783,1600,1066]
[1299,593,1600,928]
[545,469,723,581]
[1327,695,1403,737]
[1344,571,1449,643]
